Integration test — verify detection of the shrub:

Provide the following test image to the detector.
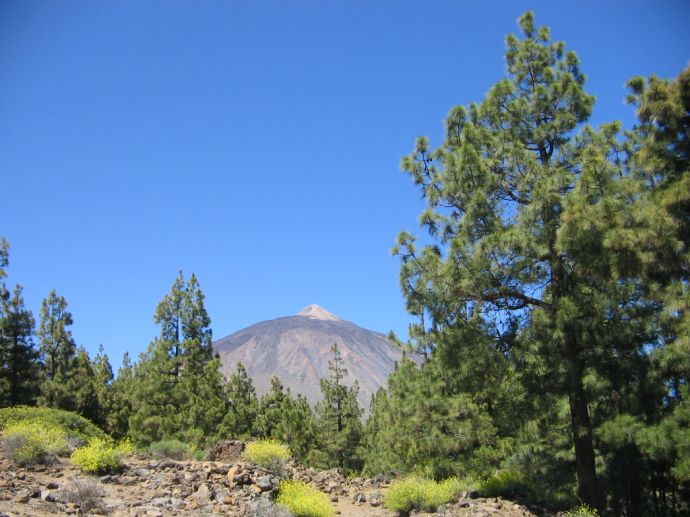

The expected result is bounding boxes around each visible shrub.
[0,406,106,445]
[480,470,530,499]
[276,480,334,517]
[59,477,104,512]
[567,503,600,516]
[243,439,290,472]
[148,439,194,460]
[71,438,133,474]
[2,420,68,465]
[384,475,464,513]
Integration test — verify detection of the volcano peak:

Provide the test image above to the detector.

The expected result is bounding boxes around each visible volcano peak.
[296,304,341,321]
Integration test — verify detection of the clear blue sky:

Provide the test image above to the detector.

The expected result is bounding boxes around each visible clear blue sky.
[2,1,689,371]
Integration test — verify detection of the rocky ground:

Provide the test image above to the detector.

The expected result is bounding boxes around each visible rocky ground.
[0,441,543,517]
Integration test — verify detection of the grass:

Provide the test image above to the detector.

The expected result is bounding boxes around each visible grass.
[276,480,334,517]
[71,437,133,474]
[2,420,68,466]
[243,438,291,472]
[383,475,464,513]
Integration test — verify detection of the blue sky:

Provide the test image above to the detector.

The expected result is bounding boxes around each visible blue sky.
[2,0,689,371]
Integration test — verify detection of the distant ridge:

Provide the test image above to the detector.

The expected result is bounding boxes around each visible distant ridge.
[213,305,405,410]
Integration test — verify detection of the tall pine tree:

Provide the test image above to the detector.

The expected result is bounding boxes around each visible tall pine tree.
[392,12,683,509]
[0,285,40,407]
[219,362,258,440]
[313,343,363,472]
[128,272,225,445]
[37,289,77,409]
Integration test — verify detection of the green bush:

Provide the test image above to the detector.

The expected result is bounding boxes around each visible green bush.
[567,503,600,516]
[148,439,194,460]
[71,438,133,474]
[384,475,464,513]
[276,480,334,517]
[0,406,106,445]
[2,420,68,465]
[480,470,530,498]
[243,439,290,472]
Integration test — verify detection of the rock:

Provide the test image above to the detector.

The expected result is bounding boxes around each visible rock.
[13,489,31,503]
[255,476,273,492]
[206,440,245,462]
[156,460,180,470]
[191,483,213,506]
[134,468,151,477]
[227,464,241,485]
[208,464,230,476]
[46,481,59,489]
[150,497,170,508]
[353,491,366,504]
[369,492,383,507]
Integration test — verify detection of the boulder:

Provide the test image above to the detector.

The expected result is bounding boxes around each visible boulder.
[206,440,245,462]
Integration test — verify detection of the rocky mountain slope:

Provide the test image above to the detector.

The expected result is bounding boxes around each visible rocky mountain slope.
[212,305,404,410]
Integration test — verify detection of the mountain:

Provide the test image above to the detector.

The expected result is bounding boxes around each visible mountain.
[212,305,405,410]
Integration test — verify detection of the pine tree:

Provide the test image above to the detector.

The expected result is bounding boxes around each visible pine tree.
[588,65,690,516]
[37,290,77,408]
[0,239,9,402]
[0,284,40,406]
[129,337,179,443]
[391,12,682,508]
[107,352,135,438]
[254,376,287,438]
[91,344,114,428]
[177,354,226,444]
[128,272,225,445]
[64,347,101,423]
[0,238,8,280]
[314,343,363,472]
[219,362,258,440]
[362,355,498,479]
[275,390,318,463]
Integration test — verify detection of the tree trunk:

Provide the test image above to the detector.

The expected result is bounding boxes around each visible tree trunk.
[567,355,604,511]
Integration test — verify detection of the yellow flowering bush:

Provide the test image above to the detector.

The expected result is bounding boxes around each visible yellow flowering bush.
[384,475,464,513]
[71,438,133,474]
[0,406,106,443]
[567,504,600,516]
[2,420,68,465]
[479,469,529,498]
[242,439,290,472]
[276,480,334,517]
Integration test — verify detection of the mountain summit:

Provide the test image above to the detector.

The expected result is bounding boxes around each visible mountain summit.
[213,306,404,410]
[296,304,341,321]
